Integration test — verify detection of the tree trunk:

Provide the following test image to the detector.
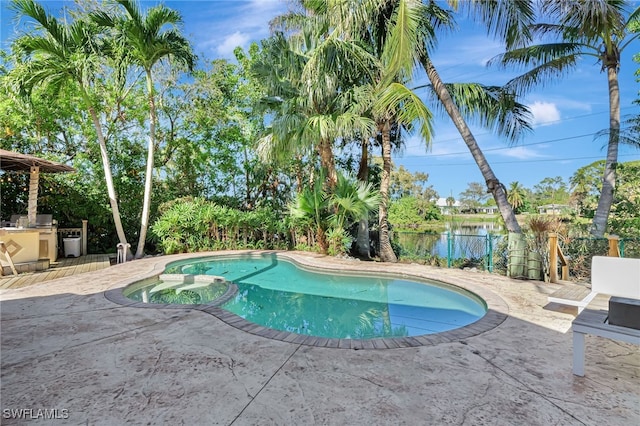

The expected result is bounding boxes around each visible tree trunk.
[316,225,328,254]
[379,120,398,263]
[590,65,620,237]
[318,138,337,188]
[421,56,522,233]
[86,101,129,253]
[136,71,156,258]
[356,138,371,258]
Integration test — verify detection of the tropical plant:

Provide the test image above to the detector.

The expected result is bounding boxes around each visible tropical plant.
[290,172,380,255]
[92,0,195,258]
[9,0,130,249]
[338,0,437,262]
[290,178,330,253]
[254,15,377,190]
[490,0,640,237]
[507,181,526,213]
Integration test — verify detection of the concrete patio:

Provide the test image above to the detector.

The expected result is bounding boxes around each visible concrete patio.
[1,251,638,425]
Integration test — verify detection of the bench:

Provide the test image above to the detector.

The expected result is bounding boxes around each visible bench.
[548,283,594,312]
[550,256,639,312]
[571,256,640,376]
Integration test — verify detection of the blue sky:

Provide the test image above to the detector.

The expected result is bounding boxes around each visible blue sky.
[2,0,639,200]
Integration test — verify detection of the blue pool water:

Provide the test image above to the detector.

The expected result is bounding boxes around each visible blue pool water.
[125,254,487,339]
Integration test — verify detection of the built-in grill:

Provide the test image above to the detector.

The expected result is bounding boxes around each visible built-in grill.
[35,214,53,229]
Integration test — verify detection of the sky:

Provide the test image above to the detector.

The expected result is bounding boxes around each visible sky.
[1,0,639,200]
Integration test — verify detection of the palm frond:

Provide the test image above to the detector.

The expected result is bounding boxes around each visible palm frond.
[462,0,536,48]
[381,0,424,83]
[594,115,640,149]
[374,82,433,146]
[541,0,627,42]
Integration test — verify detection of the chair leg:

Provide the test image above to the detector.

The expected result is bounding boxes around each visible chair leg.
[572,331,585,376]
[0,242,18,276]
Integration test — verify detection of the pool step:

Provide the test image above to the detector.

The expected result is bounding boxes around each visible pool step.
[158,274,225,284]
[150,274,226,294]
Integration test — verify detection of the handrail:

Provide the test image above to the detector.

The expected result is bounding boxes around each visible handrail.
[548,233,621,283]
[608,235,620,257]
[549,232,568,283]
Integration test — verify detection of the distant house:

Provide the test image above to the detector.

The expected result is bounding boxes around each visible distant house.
[435,197,460,214]
[478,206,499,214]
[537,204,572,215]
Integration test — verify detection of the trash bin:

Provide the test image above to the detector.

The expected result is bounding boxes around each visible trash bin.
[63,237,81,257]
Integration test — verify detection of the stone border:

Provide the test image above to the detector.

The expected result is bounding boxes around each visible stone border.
[104,251,509,349]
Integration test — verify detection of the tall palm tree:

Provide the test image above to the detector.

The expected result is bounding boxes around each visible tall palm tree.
[412,0,538,234]
[256,12,377,190]
[92,0,195,257]
[490,0,640,237]
[9,0,130,249]
[419,57,527,234]
[338,0,532,258]
[329,0,435,262]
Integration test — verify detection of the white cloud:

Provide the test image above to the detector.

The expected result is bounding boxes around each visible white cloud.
[184,0,289,59]
[528,101,561,127]
[216,31,251,57]
[499,145,548,160]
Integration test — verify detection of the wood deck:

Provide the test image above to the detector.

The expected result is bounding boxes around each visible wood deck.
[0,254,112,290]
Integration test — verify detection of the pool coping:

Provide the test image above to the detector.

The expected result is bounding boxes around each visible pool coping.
[104,250,509,349]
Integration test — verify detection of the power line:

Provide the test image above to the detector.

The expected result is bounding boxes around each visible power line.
[404,105,637,149]
[411,133,596,158]
[403,153,640,167]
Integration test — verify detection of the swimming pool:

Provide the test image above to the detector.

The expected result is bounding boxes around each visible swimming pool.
[123,253,487,340]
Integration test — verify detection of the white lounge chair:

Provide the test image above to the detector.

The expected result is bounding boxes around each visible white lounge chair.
[548,256,640,312]
[570,256,640,376]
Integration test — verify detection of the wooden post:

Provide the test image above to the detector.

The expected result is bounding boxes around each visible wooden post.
[28,166,39,226]
[608,235,620,257]
[82,220,88,256]
[549,232,558,283]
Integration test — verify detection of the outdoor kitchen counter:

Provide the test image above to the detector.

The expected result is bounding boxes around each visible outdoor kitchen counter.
[0,228,40,266]
[0,226,58,264]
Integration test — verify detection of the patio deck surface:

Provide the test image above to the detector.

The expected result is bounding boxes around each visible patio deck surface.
[1,250,638,425]
[0,254,112,290]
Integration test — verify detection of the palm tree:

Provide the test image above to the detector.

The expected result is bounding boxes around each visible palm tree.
[419,56,527,234]
[256,14,377,190]
[333,0,532,242]
[355,137,372,258]
[341,0,535,235]
[329,173,380,233]
[9,0,129,249]
[92,0,195,257]
[333,0,436,262]
[507,181,525,212]
[490,1,640,236]
[412,0,538,234]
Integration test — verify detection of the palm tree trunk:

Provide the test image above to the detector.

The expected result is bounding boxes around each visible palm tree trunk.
[379,120,398,263]
[136,71,156,258]
[356,138,371,258]
[421,56,521,233]
[318,138,337,188]
[85,100,129,251]
[590,66,620,237]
